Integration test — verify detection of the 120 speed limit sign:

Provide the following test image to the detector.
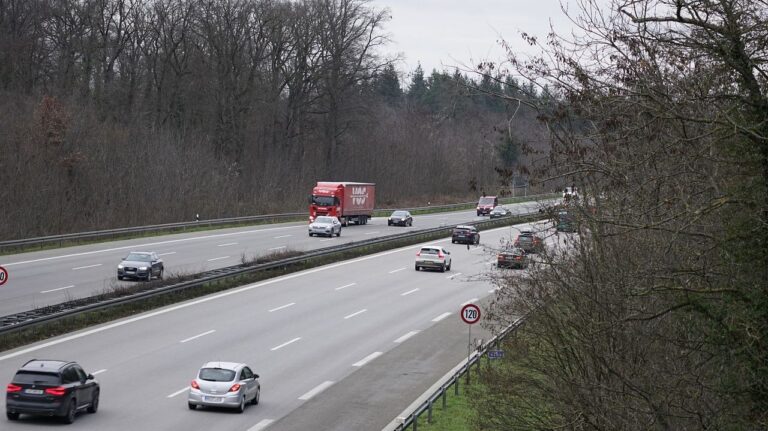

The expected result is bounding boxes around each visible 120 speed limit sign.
[0,266,8,286]
[460,304,481,325]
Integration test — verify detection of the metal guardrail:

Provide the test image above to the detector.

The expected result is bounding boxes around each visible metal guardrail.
[0,192,553,252]
[0,211,542,336]
[391,316,528,431]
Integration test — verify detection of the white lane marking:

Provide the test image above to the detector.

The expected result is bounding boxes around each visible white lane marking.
[488,289,496,293]
[274,235,292,239]
[335,283,356,291]
[92,369,107,375]
[319,239,333,242]
[0,222,536,363]
[207,256,230,262]
[40,285,74,294]
[167,387,189,398]
[344,309,367,319]
[271,337,301,351]
[248,419,275,431]
[298,381,334,400]
[388,267,405,274]
[446,272,462,279]
[158,252,176,256]
[432,312,451,322]
[269,302,295,312]
[365,231,381,235]
[352,352,383,367]
[400,288,419,296]
[180,330,216,343]
[461,298,479,306]
[268,246,287,251]
[394,331,419,343]
[218,242,238,247]
[72,264,102,271]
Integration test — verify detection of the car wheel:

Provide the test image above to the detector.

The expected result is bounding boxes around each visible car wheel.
[337,229,341,237]
[447,262,451,271]
[252,388,260,405]
[117,275,123,280]
[188,403,197,410]
[87,390,99,413]
[440,264,446,273]
[451,239,455,244]
[388,221,391,226]
[415,265,420,271]
[309,232,313,237]
[63,399,77,424]
[237,396,246,413]
[409,220,412,227]
[7,411,19,421]
[158,268,164,280]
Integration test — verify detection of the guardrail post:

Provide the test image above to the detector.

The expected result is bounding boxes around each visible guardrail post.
[455,376,459,395]
[427,399,433,423]
[413,415,418,431]
[442,385,447,409]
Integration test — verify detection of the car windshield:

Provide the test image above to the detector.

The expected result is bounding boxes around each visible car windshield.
[392,211,407,217]
[420,248,439,255]
[199,368,236,382]
[478,197,495,205]
[311,196,337,206]
[315,217,333,224]
[13,371,60,385]
[492,207,504,212]
[125,253,151,262]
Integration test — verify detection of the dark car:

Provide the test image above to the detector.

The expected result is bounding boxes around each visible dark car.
[555,210,576,232]
[476,196,498,216]
[6,359,99,423]
[388,210,413,227]
[117,251,164,281]
[497,247,528,269]
[489,206,511,219]
[452,225,480,245]
[514,230,544,253]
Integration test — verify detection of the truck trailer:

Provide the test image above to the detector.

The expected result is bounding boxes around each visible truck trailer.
[309,182,376,226]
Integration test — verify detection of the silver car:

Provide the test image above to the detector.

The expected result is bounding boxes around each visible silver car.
[117,251,164,281]
[188,362,260,412]
[308,216,342,237]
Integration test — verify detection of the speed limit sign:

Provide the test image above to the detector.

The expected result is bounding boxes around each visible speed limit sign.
[0,266,7,286]
[460,304,481,325]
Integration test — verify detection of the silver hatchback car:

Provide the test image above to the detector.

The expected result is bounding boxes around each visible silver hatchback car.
[187,362,260,413]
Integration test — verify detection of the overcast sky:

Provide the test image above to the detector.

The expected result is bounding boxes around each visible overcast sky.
[369,0,581,79]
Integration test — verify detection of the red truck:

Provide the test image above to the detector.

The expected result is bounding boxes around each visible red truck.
[309,182,376,226]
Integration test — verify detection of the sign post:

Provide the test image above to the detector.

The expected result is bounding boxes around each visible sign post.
[0,266,8,286]
[460,303,481,384]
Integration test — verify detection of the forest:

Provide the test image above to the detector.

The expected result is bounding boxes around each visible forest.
[0,0,548,240]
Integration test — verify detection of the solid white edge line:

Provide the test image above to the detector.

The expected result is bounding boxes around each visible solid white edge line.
[353,351,383,367]
[298,381,334,400]
[394,331,419,343]
[388,267,405,274]
[72,264,102,270]
[271,337,301,351]
[218,242,238,247]
[92,369,107,375]
[180,329,216,343]
[432,312,451,322]
[447,272,463,279]
[274,235,292,239]
[461,298,479,306]
[335,283,356,291]
[40,285,75,294]
[364,231,381,235]
[248,419,275,431]
[268,246,287,251]
[207,256,230,262]
[400,288,419,296]
[344,309,367,319]
[157,252,176,256]
[269,302,296,312]
[0,221,540,363]
[167,387,189,398]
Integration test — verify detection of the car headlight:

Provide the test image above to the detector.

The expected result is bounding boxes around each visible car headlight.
[139,266,148,270]
[117,264,124,269]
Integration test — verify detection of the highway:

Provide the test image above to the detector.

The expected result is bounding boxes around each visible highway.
[0,199,551,316]
[0,219,557,431]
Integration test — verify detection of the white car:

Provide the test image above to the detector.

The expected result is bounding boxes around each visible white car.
[415,245,452,272]
[308,216,342,237]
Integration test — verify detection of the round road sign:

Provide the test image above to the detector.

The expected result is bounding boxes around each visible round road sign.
[460,304,481,325]
[0,266,7,286]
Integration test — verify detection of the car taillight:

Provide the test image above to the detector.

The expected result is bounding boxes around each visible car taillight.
[416,251,421,257]
[45,386,67,396]
[438,252,445,258]
[191,380,200,390]
[6,383,22,393]
[228,383,241,392]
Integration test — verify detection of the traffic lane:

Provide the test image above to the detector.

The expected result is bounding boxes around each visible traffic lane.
[0,223,539,430]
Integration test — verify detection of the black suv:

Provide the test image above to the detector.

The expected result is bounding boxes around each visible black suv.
[6,359,100,423]
[451,225,480,245]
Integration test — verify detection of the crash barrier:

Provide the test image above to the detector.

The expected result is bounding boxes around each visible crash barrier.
[0,211,544,336]
[0,192,553,253]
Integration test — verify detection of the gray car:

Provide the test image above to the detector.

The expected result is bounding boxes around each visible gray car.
[117,251,164,281]
[308,216,342,237]
[188,362,260,412]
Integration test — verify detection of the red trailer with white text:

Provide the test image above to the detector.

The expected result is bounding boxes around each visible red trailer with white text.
[309,182,376,226]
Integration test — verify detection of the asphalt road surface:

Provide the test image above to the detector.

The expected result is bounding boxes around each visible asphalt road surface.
[0,219,563,431]
[0,199,552,316]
